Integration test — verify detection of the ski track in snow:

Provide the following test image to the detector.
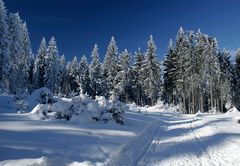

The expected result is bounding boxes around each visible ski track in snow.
[107,113,240,166]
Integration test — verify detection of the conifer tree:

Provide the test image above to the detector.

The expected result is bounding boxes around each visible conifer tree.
[89,44,103,97]
[114,49,131,102]
[0,0,10,91]
[132,47,145,105]
[142,35,161,105]
[79,55,91,95]
[44,37,60,94]
[33,37,47,89]
[8,12,24,93]
[102,36,119,96]
[68,56,79,94]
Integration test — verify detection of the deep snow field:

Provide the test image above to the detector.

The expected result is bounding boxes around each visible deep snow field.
[0,94,240,166]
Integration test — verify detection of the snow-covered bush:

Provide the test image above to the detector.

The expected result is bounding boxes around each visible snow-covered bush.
[30,94,127,124]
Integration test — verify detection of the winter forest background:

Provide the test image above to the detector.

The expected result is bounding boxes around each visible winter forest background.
[0,0,240,114]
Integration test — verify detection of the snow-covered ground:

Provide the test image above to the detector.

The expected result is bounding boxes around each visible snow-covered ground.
[0,95,240,166]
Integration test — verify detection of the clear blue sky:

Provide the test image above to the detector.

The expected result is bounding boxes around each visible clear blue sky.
[5,0,240,62]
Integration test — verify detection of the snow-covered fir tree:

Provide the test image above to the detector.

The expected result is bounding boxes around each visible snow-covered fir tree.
[20,22,32,90]
[114,49,132,102]
[218,49,231,112]
[141,35,161,105]
[79,55,91,95]
[68,56,79,94]
[233,49,240,109]
[0,0,10,91]
[44,37,60,94]
[58,54,68,95]
[89,44,103,97]
[8,12,24,93]
[132,47,145,105]
[33,37,47,89]
[102,36,119,97]
[163,39,176,104]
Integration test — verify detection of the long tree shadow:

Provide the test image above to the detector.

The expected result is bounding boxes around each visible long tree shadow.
[140,115,240,165]
[145,132,240,163]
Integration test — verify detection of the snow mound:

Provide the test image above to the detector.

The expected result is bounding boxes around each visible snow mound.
[27,87,55,111]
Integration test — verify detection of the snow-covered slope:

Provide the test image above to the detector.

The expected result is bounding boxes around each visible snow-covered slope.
[0,95,240,166]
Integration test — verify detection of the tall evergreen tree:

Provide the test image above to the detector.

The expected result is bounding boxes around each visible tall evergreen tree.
[8,12,24,93]
[114,49,131,102]
[20,22,32,90]
[233,49,240,109]
[132,47,145,105]
[142,35,161,105]
[58,54,68,95]
[68,56,79,94]
[218,49,231,112]
[79,55,91,95]
[44,37,60,94]
[163,39,176,104]
[0,0,10,91]
[102,36,118,96]
[89,44,103,97]
[33,37,47,89]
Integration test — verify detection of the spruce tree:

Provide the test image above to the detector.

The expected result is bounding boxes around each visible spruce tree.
[68,56,79,94]
[102,36,118,96]
[89,44,103,97]
[79,55,91,95]
[163,39,177,104]
[0,0,10,91]
[142,35,161,105]
[44,37,60,94]
[33,37,47,89]
[114,49,131,102]
[132,47,145,105]
[233,49,240,109]
[20,22,32,90]
[8,12,24,93]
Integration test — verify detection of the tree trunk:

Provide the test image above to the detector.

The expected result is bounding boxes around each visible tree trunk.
[210,76,213,111]
[188,90,191,114]
[192,84,195,114]
[201,93,203,113]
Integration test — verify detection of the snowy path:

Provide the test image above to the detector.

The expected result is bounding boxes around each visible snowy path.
[0,95,240,166]
[107,112,240,166]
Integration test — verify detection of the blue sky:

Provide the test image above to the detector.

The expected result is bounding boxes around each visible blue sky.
[5,0,240,62]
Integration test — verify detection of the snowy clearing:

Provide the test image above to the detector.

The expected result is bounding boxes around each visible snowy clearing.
[0,95,240,166]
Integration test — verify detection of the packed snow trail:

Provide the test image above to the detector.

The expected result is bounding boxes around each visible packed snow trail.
[107,112,240,166]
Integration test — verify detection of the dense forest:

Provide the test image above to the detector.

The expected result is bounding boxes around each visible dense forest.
[0,0,239,113]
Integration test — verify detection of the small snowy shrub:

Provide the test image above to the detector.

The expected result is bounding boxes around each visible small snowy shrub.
[31,94,126,124]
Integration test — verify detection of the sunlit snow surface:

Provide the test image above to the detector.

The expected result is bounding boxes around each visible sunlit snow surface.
[0,95,240,166]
